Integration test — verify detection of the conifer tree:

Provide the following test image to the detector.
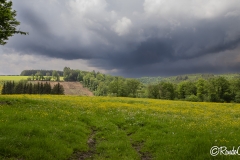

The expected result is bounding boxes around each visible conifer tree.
[52,83,64,95]
[28,83,33,94]
[1,82,6,94]
[43,82,51,94]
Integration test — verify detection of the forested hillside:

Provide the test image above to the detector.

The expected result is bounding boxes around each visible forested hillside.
[137,73,240,84]
[59,67,240,103]
[62,67,144,97]
[16,68,240,103]
[136,76,164,84]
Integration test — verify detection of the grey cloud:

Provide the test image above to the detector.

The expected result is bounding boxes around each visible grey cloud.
[105,0,144,15]
[116,46,240,77]
[3,0,240,77]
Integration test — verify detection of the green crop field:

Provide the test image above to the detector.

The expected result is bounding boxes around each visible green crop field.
[0,76,29,81]
[0,76,64,81]
[0,95,240,159]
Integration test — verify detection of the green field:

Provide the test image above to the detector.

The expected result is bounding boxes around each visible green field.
[1,95,240,159]
[0,76,29,81]
[0,76,64,81]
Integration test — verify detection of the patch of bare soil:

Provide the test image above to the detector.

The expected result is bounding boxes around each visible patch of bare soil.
[57,82,93,96]
[118,125,152,160]
[0,101,11,105]
[31,81,93,96]
[132,141,152,160]
[69,128,97,160]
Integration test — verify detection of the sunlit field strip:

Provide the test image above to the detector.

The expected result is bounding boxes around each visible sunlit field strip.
[0,76,29,81]
[0,76,64,81]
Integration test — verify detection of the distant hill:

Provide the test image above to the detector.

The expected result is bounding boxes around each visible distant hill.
[136,76,164,84]
[137,73,240,84]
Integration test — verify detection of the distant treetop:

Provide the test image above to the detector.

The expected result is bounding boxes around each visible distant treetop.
[20,70,63,76]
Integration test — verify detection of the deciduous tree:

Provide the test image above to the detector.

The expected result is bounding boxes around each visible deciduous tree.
[126,79,140,97]
[0,0,28,45]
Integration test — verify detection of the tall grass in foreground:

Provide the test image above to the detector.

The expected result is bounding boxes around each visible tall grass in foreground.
[0,95,240,159]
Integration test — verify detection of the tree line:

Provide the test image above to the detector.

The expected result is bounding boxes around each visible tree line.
[20,70,63,77]
[18,67,240,103]
[137,74,218,85]
[27,71,61,81]
[62,67,143,97]
[1,81,64,95]
[62,67,240,102]
[147,77,240,103]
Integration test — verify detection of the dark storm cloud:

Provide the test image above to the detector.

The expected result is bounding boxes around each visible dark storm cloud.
[92,15,240,75]
[170,17,240,59]
[102,38,175,69]
[21,10,51,38]
[3,0,240,77]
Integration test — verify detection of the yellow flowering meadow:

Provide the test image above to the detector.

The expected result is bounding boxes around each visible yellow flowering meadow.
[1,95,240,160]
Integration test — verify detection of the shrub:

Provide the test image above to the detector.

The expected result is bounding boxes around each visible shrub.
[185,95,199,102]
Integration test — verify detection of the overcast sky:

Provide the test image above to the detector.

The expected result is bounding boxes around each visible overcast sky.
[1,0,240,77]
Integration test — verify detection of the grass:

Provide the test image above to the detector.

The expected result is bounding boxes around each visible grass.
[1,95,240,159]
[0,76,64,81]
